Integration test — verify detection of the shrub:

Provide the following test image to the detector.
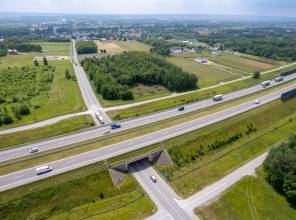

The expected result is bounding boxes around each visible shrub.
[264,135,296,204]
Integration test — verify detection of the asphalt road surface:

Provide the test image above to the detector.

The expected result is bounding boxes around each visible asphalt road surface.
[0,84,294,192]
[131,160,193,220]
[71,40,111,123]
[0,78,295,163]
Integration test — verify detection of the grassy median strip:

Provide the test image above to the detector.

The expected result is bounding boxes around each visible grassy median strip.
[0,115,95,149]
[107,64,296,120]
[156,98,296,198]
[0,163,156,220]
[196,167,296,220]
[0,80,295,175]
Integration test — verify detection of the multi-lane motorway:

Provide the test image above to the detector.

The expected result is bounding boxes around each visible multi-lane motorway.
[0,83,295,192]
[1,74,295,163]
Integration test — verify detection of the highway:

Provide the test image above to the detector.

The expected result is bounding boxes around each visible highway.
[0,76,295,162]
[0,84,294,192]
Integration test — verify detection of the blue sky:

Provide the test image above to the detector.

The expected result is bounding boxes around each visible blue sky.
[0,0,295,17]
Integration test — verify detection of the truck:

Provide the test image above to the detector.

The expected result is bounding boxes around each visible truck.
[261,80,271,88]
[213,94,223,102]
[111,123,121,130]
[95,112,105,124]
[36,165,52,175]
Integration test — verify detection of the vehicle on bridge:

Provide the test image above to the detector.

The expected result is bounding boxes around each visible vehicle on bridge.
[213,94,223,102]
[36,165,52,175]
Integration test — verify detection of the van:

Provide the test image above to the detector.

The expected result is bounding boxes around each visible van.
[261,80,271,88]
[36,165,52,175]
[213,94,223,102]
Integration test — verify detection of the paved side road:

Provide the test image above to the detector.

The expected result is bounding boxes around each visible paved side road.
[0,111,92,136]
[131,160,194,220]
[71,40,111,124]
[0,86,291,192]
[105,62,296,112]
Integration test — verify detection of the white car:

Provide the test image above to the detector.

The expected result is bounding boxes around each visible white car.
[254,100,260,105]
[102,130,111,135]
[29,147,39,153]
[150,176,157,183]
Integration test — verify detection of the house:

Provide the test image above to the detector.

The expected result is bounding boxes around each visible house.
[170,47,184,54]
[191,47,201,53]
[195,57,208,64]
[7,49,18,55]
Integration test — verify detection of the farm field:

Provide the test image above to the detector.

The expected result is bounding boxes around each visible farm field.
[0,57,86,130]
[95,40,151,53]
[33,41,71,56]
[196,167,296,220]
[0,115,94,149]
[156,97,296,197]
[208,52,281,73]
[167,56,241,88]
[99,84,172,107]
[0,163,155,220]
[107,63,296,120]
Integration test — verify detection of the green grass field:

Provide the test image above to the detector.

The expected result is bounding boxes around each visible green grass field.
[156,97,296,197]
[107,63,296,120]
[0,163,155,220]
[208,52,280,73]
[33,41,71,56]
[196,167,296,220]
[0,115,94,149]
[167,56,241,88]
[95,40,151,53]
[0,59,86,130]
[100,84,172,107]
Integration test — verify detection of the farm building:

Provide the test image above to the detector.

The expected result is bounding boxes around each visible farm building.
[195,57,208,64]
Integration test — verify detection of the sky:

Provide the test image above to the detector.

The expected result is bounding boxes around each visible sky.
[0,0,296,17]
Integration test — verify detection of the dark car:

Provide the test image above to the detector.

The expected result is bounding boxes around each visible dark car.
[178,106,185,111]
[111,123,121,129]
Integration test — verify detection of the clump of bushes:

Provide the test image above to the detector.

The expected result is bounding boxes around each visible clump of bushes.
[82,51,197,101]
[264,135,296,204]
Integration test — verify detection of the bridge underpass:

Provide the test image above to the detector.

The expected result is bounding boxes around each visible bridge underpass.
[108,148,173,186]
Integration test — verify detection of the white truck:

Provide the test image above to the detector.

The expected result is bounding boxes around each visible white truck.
[95,112,105,124]
[213,94,223,102]
[36,165,52,175]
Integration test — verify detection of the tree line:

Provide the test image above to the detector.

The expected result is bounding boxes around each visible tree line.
[81,51,197,100]
[264,134,296,204]
[76,41,98,55]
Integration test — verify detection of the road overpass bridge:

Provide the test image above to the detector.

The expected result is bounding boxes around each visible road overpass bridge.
[108,148,172,185]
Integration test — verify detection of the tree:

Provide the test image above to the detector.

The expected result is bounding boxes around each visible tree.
[34,60,39,67]
[65,69,71,80]
[43,56,48,66]
[99,192,105,199]
[253,71,261,79]
[263,135,296,204]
